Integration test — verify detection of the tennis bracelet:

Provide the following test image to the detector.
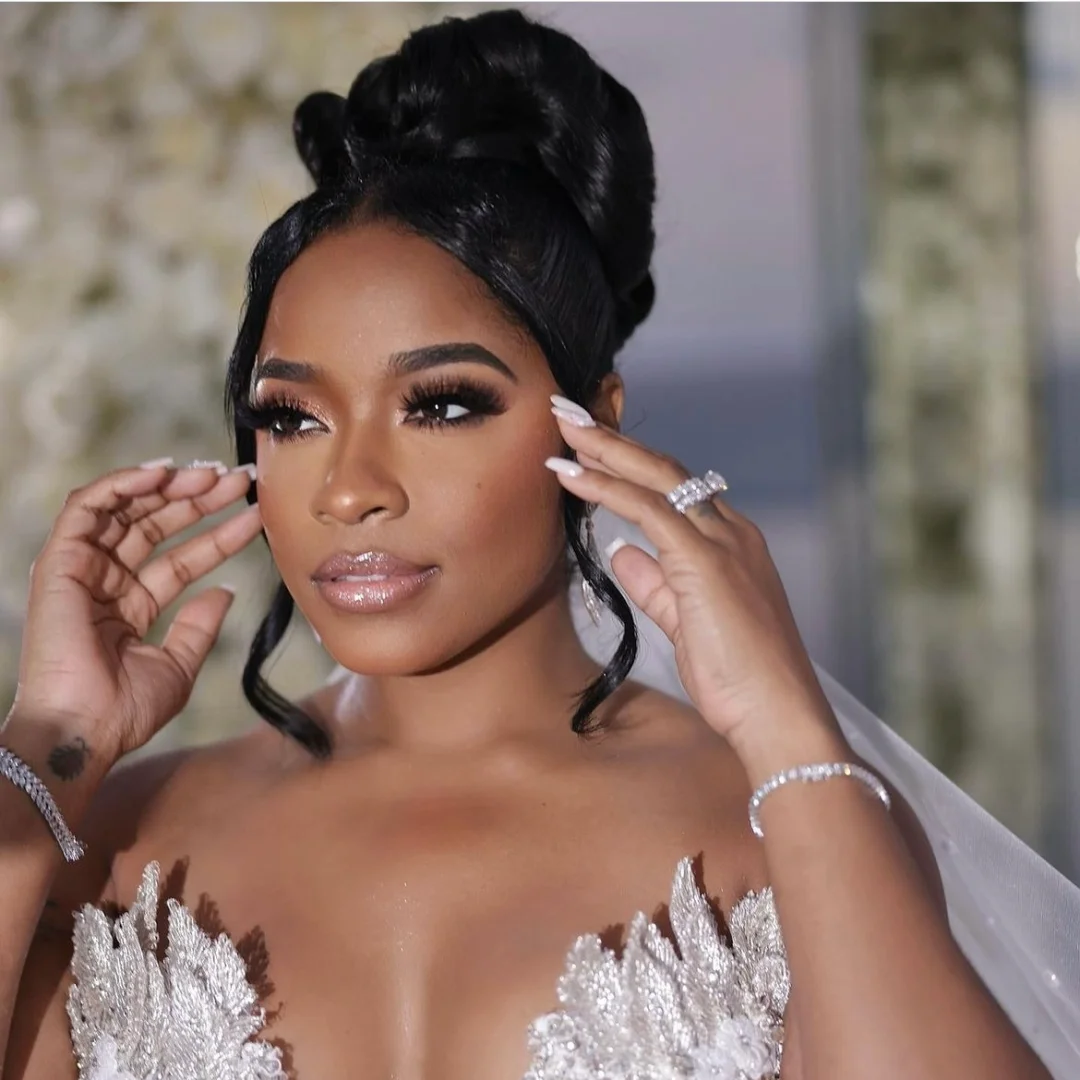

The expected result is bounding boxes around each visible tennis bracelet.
[0,746,86,862]
[749,761,890,839]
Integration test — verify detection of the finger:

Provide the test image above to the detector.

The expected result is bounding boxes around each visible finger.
[554,412,738,521]
[47,462,182,547]
[547,458,713,558]
[112,467,256,571]
[92,465,253,555]
[605,539,680,641]
[159,585,237,687]
[553,411,686,490]
[136,503,262,617]
[28,539,140,626]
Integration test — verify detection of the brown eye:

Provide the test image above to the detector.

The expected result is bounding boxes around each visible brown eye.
[401,376,507,430]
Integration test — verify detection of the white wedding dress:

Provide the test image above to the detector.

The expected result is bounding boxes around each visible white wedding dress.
[61,513,1080,1079]
[66,857,788,1080]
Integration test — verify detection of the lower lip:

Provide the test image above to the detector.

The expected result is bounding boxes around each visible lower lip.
[312,569,439,613]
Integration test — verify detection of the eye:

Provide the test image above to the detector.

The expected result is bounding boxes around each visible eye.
[401,376,507,430]
[417,399,472,423]
[270,411,322,438]
[234,397,326,442]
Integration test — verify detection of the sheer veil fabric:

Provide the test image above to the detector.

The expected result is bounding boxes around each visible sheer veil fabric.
[571,510,1080,1080]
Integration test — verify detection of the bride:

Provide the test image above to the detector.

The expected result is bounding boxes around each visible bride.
[0,10,1072,1080]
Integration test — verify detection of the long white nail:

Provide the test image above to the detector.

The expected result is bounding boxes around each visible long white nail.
[550,394,594,423]
[545,456,584,477]
[186,458,228,475]
[139,456,175,469]
[605,537,628,560]
[552,405,596,428]
[232,463,257,480]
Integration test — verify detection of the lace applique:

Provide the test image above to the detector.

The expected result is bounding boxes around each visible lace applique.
[66,861,286,1080]
[67,857,787,1080]
[523,856,789,1080]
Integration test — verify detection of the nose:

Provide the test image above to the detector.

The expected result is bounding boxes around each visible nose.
[309,429,408,527]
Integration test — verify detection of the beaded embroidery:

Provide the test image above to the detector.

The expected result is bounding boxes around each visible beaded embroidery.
[67,856,787,1080]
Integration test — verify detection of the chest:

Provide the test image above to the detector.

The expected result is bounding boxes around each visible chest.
[104,757,761,1080]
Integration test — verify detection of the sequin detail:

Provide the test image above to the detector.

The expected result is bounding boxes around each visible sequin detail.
[67,857,787,1080]
[523,857,788,1080]
[67,862,286,1080]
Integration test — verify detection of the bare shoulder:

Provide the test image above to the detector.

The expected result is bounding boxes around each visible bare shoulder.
[49,720,277,916]
[614,681,947,914]
[604,679,772,901]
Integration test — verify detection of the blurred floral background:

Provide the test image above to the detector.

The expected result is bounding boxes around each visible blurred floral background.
[0,3,478,752]
[2,2,1080,880]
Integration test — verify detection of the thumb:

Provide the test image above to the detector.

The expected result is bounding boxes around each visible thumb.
[160,584,237,686]
[606,540,679,642]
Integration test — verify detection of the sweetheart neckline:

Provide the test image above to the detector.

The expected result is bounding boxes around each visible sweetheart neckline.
[67,856,789,1080]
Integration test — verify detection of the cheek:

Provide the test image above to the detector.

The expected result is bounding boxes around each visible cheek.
[436,425,566,573]
[251,443,314,570]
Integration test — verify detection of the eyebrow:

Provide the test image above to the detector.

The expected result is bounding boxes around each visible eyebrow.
[253,342,518,386]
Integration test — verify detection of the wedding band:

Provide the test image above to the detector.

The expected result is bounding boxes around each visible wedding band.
[666,470,728,515]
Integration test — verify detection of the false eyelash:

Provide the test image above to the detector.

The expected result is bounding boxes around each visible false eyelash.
[400,374,507,430]
[232,375,507,443]
[233,394,323,442]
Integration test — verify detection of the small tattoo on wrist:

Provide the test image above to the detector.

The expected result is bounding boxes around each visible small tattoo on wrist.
[48,737,91,781]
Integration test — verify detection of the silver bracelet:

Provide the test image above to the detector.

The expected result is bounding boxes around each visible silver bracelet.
[0,746,86,862]
[748,761,890,840]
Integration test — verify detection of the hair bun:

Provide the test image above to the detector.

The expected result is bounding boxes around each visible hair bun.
[292,9,655,333]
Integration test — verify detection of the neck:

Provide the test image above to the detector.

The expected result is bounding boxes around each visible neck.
[320,584,609,758]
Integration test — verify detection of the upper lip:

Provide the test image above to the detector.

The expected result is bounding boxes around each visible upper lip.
[312,550,434,582]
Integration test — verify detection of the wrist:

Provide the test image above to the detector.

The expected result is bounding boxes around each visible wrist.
[726,708,853,790]
[1,711,116,824]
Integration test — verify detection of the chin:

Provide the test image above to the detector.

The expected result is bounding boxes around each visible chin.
[310,614,477,678]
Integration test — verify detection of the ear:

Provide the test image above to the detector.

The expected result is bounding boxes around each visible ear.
[590,372,625,430]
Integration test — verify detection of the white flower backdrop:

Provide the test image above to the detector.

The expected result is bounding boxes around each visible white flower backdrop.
[0,2,471,750]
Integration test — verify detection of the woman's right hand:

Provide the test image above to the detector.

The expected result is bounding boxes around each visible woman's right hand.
[8,460,264,763]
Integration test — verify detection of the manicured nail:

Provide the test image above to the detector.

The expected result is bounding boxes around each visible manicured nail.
[139,456,175,469]
[550,395,594,423]
[185,458,228,475]
[605,537,628,560]
[218,583,237,595]
[232,463,257,480]
[552,405,596,428]
[545,456,584,478]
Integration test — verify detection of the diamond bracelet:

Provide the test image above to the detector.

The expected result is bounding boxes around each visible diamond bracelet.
[0,747,86,862]
[748,761,891,840]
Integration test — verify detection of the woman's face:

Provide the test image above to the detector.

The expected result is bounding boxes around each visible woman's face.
[252,222,582,676]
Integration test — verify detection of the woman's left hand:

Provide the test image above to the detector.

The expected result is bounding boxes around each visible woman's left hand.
[549,401,840,753]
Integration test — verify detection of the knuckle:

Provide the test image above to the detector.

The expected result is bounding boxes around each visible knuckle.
[739,518,767,548]
[656,454,687,482]
[168,553,197,588]
[138,516,167,548]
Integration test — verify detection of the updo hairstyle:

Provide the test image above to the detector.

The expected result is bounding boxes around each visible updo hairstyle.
[224,8,657,757]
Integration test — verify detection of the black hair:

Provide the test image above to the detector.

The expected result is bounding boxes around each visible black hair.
[225,8,656,758]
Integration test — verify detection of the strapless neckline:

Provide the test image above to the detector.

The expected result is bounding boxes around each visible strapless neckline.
[66,857,789,1080]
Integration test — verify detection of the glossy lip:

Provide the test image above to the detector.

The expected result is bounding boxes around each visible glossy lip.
[311,550,439,614]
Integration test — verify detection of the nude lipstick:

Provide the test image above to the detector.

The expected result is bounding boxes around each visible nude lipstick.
[311,550,439,613]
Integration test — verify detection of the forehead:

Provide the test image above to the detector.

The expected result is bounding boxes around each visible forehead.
[261,222,534,370]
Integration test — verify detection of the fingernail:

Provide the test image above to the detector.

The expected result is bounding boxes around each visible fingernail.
[231,463,257,480]
[219,583,237,595]
[185,458,228,475]
[552,405,596,428]
[139,456,175,469]
[545,456,584,478]
[550,395,594,423]
[605,537,628,560]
